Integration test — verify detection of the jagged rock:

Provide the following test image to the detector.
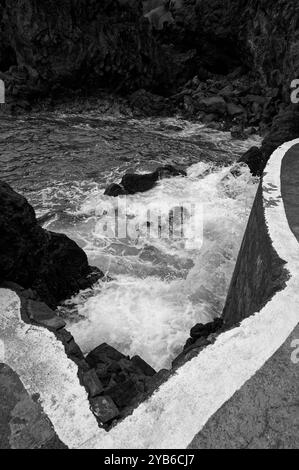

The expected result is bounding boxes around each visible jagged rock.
[105,164,186,196]
[131,355,156,376]
[104,183,126,197]
[190,318,223,340]
[55,328,87,365]
[260,107,299,172]
[81,370,104,398]
[90,396,119,424]
[26,300,66,331]
[198,96,227,116]
[227,102,245,117]
[1,0,169,98]
[105,379,139,408]
[129,89,173,116]
[238,146,263,176]
[86,343,127,368]
[0,181,103,307]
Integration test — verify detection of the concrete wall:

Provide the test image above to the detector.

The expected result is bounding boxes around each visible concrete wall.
[222,182,289,328]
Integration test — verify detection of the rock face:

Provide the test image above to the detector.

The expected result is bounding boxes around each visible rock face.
[0,181,103,307]
[0,0,168,99]
[85,343,158,421]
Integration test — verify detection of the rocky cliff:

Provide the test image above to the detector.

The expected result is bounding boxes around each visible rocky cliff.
[0,181,103,307]
[0,0,170,100]
[1,1,299,170]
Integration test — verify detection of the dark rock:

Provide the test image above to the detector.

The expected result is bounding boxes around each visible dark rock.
[90,396,119,424]
[105,379,139,408]
[156,164,187,179]
[198,96,227,116]
[129,89,173,116]
[260,107,299,174]
[238,146,263,176]
[26,300,66,331]
[121,172,158,194]
[105,164,186,196]
[131,355,156,376]
[172,338,211,369]
[0,181,104,307]
[156,122,184,132]
[227,103,245,117]
[86,343,127,368]
[104,183,126,197]
[1,0,172,100]
[190,318,223,340]
[55,328,89,371]
[81,370,104,398]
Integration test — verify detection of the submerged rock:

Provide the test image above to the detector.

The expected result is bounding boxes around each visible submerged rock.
[0,181,103,307]
[105,164,186,196]
[104,183,126,197]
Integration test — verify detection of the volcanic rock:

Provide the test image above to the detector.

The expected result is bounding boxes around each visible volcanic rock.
[0,181,103,307]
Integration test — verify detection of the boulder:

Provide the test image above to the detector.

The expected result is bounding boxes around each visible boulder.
[260,107,299,173]
[238,146,263,176]
[131,355,156,376]
[190,317,223,340]
[227,102,245,117]
[104,183,126,197]
[86,343,127,368]
[81,370,104,398]
[105,379,139,408]
[129,89,173,116]
[198,96,227,115]
[90,396,119,424]
[0,181,103,307]
[121,172,158,194]
[26,300,66,331]
[105,164,186,196]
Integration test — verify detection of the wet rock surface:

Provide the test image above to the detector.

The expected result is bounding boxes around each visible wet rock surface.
[105,164,186,196]
[0,181,103,307]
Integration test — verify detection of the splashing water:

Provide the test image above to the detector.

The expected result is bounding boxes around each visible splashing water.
[59,161,258,370]
[1,113,259,370]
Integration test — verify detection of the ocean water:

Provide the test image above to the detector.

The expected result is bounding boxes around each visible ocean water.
[0,112,260,370]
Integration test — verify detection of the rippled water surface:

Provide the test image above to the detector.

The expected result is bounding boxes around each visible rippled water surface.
[0,112,261,369]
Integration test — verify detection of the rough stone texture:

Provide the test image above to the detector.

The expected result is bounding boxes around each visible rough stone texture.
[0,364,66,449]
[1,0,165,95]
[105,164,186,196]
[222,182,289,328]
[260,107,299,172]
[238,146,263,176]
[189,322,299,449]
[0,181,103,307]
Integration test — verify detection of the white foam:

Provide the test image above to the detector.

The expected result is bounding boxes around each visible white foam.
[63,163,258,369]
